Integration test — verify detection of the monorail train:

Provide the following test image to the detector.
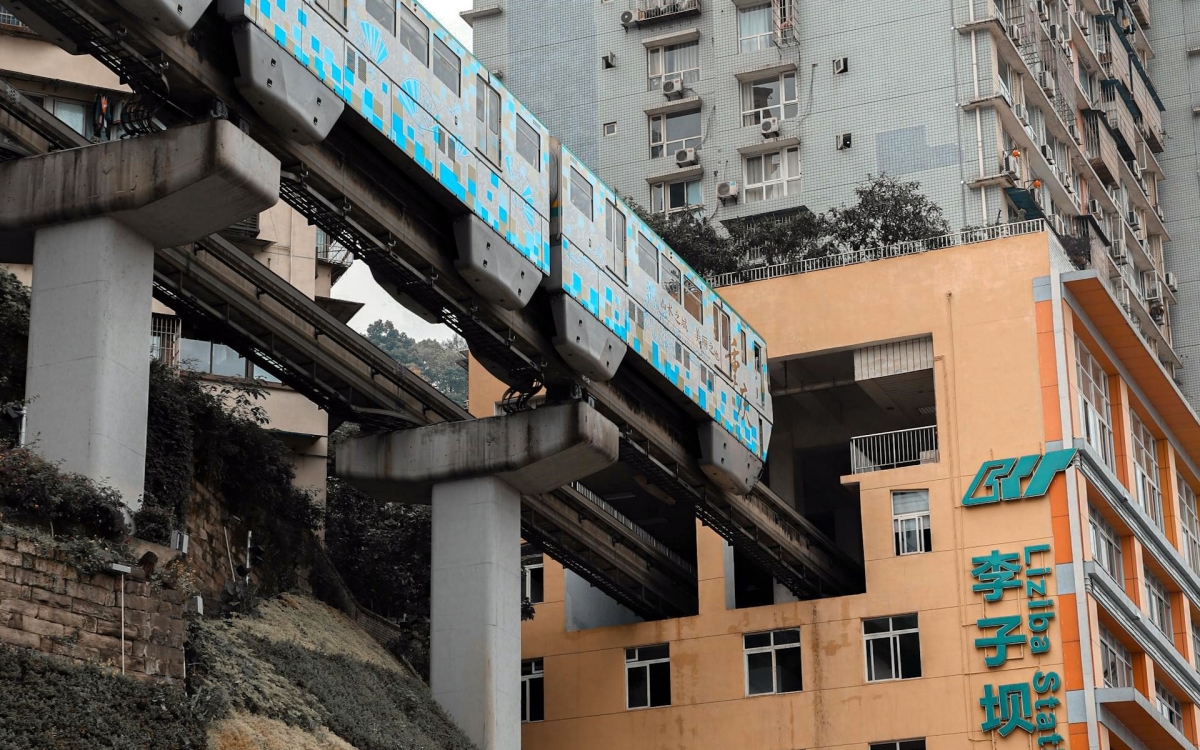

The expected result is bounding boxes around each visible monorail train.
[94,0,774,492]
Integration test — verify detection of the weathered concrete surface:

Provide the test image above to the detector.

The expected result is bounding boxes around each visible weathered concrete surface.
[430,476,521,750]
[0,118,280,248]
[337,402,620,501]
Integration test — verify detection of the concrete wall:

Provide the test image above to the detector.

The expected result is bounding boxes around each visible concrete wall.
[563,569,641,633]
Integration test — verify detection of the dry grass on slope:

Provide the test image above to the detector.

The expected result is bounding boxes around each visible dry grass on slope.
[209,712,357,750]
[192,593,475,750]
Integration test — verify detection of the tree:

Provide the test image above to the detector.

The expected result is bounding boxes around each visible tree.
[629,201,739,277]
[0,269,29,445]
[826,174,950,253]
[365,321,467,407]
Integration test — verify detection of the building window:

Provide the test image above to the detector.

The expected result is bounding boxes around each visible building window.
[522,552,544,604]
[626,644,671,709]
[516,115,540,169]
[605,200,627,280]
[1145,572,1173,639]
[521,659,544,722]
[1130,412,1164,530]
[683,278,703,322]
[744,147,801,203]
[1075,340,1115,470]
[892,490,931,556]
[864,615,921,682]
[1088,505,1123,586]
[1192,621,1200,671]
[738,4,775,53]
[1156,681,1184,731]
[741,72,798,126]
[603,121,617,136]
[650,178,701,214]
[476,77,501,165]
[870,742,926,750]
[569,167,593,220]
[432,36,461,94]
[637,232,658,280]
[150,314,181,368]
[744,629,802,696]
[399,4,428,65]
[364,0,394,34]
[313,0,345,23]
[1180,477,1200,577]
[649,110,701,159]
[1099,626,1133,688]
[647,40,699,92]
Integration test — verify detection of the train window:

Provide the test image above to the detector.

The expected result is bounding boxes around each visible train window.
[605,201,627,280]
[432,36,461,95]
[364,0,395,34]
[683,279,702,322]
[740,331,748,365]
[753,342,762,371]
[684,350,691,371]
[435,126,456,162]
[517,115,540,170]
[663,260,682,303]
[637,232,658,280]
[399,4,429,65]
[570,167,592,219]
[477,77,501,164]
[713,304,731,367]
[313,0,345,25]
[675,341,683,362]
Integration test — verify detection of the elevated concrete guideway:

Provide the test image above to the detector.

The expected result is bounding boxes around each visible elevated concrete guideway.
[0,119,279,504]
[338,403,621,750]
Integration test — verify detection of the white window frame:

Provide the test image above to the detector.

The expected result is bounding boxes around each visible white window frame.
[431,35,460,95]
[1192,621,1200,671]
[646,40,700,92]
[605,200,627,281]
[737,4,775,53]
[521,554,544,604]
[863,615,922,683]
[1145,572,1173,639]
[476,76,501,166]
[520,658,544,723]
[603,121,617,137]
[1156,681,1184,730]
[650,178,702,215]
[399,4,428,66]
[570,167,593,220]
[516,114,541,170]
[892,490,931,556]
[649,110,702,159]
[744,147,801,203]
[1089,505,1124,587]
[743,628,802,696]
[740,72,798,126]
[1130,412,1164,530]
[1180,476,1200,577]
[1075,339,1115,469]
[625,644,671,710]
[1099,625,1134,688]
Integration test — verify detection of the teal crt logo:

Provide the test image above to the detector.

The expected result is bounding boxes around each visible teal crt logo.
[962,449,1077,507]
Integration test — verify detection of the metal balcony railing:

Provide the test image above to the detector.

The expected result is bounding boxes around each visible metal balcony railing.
[630,0,700,24]
[0,5,27,27]
[316,230,353,267]
[850,426,939,474]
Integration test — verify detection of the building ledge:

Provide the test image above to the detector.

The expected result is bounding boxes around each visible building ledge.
[644,94,702,117]
[733,61,798,82]
[641,27,699,48]
[646,163,703,184]
[737,136,800,156]
[459,4,501,26]
[1095,688,1196,750]
[314,296,364,325]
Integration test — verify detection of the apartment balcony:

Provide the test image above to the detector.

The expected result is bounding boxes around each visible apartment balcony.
[627,0,700,26]
[1102,83,1140,160]
[1084,111,1121,187]
[1129,71,1165,154]
[849,426,938,474]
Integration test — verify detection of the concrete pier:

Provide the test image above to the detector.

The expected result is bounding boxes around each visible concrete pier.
[339,402,619,750]
[0,119,279,506]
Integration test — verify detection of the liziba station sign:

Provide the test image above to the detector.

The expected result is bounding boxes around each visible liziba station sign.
[963,449,1076,749]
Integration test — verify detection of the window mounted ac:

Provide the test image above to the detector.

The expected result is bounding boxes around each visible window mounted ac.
[1049,23,1062,41]
[836,132,852,150]
[675,147,699,167]
[1008,24,1023,46]
[1098,0,1112,13]
[1078,11,1090,34]
[1128,160,1142,179]
[1156,205,1165,222]
[1041,143,1055,164]
[760,117,780,137]
[1068,123,1082,145]
[1166,271,1179,293]
[1039,71,1056,96]
[1034,0,1049,22]
[1002,154,1018,177]
[1088,198,1104,219]
[833,56,849,75]
[1120,286,1132,312]
[662,78,685,98]
[717,181,739,202]
[1127,210,1140,230]
[1013,102,1027,123]
[1111,238,1128,264]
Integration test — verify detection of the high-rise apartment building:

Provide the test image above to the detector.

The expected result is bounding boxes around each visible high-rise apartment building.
[467,0,1184,399]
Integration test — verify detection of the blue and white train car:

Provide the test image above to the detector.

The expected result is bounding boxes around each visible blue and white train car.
[192,0,772,492]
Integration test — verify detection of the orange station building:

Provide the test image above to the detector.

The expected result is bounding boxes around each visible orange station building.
[471,222,1200,749]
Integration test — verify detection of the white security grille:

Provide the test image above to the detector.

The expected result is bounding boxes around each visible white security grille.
[150,314,181,368]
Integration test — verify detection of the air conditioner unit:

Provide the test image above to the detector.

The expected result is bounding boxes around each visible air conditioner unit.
[1014,103,1029,124]
[620,10,636,28]
[1034,0,1049,22]
[675,147,698,167]
[1002,154,1018,177]
[602,51,617,69]
[760,117,780,137]
[1166,271,1179,293]
[717,181,739,202]
[1049,23,1062,41]
[1069,123,1082,145]
[1008,24,1023,46]
[1078,11,1090,34]
[1111,238,1128,264]
[1129,160,1142,179]
[1144,272,1162,302]
[1098,0,1112,13]
[1041,144,1055,164]
[170,530,189,555]
[1088,198,1104,219]
[1127,210,1140,230]
[1156,205,1165,222]
[833,56,849,75]
[1052,215,1066,235]
[1120,286,1133,312]
[662,78,685,98]
[1039,71,1057,96]
[836,132,852,150]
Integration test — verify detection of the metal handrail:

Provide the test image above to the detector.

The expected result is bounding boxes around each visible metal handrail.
[850,425,939,474]
[708,219,1047,288]
[568,480,696,575]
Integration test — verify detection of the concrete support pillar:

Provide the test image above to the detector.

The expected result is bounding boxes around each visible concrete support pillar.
[0,119,280,509]
[338,403,620,750]
[430,476,522,750]
[24,217,155,502]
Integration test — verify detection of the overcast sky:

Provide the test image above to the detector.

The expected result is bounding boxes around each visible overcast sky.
[331,0,473,341]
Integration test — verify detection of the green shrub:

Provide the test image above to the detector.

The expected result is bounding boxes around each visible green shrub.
[0,269,28,447]
[131,499,173,545]
[0,448,126,540]
[0,642,207,750]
